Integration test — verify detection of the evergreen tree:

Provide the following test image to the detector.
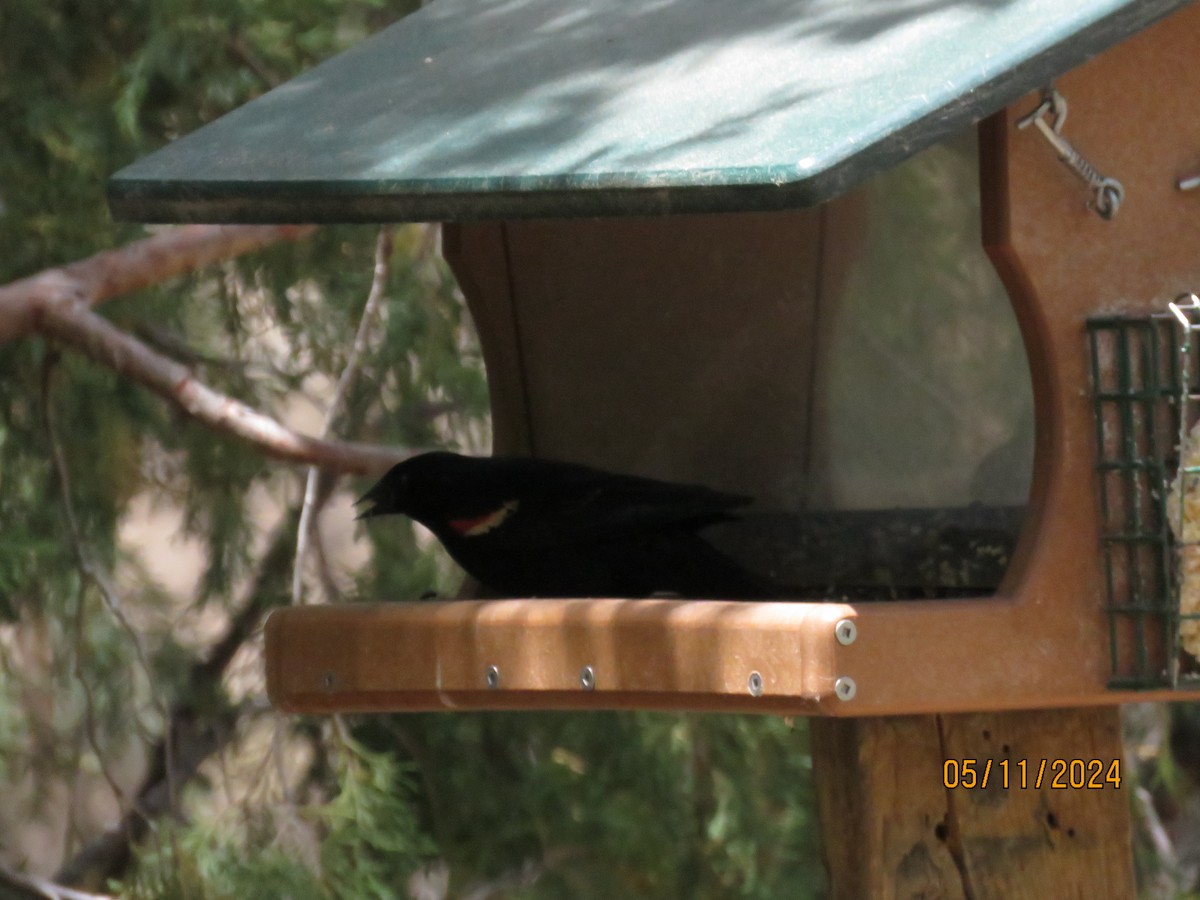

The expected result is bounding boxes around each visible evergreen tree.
[0,2,825,897]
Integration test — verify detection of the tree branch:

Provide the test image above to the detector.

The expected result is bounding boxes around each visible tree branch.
[56,511,302,890]
[460,847,582,900]
[294,225,394,603]
[38,298,408,475]
[0,863,113,900]
[5,224,411,473]
[0,225,314,345]
[43,353,178,817]
[5,225,423,888]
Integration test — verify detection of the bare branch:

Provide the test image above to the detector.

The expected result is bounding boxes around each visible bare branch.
[225,34,284,89]
[57,512,301,889]
[42,354,137,817]
[293,226,395,604]
[5,224,413,475]
[1134,784,1186,893]
[38,298,409,475]
[460,847,582,900]
[0,225,315,345]
[311,529,343,601]
[0,863,114,900]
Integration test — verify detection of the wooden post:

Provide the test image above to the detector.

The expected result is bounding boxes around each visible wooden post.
[811,709,1132,898]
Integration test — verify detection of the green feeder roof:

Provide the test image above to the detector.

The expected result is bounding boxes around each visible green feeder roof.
[108,0,1185,223]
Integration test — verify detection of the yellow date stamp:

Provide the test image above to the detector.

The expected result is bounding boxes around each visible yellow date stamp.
[943,758,1122,790]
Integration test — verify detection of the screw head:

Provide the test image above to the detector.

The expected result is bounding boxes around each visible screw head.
[835,619,857,646]
[579,666,596,691]
[485,665,500,689]
[748,671,764,697]
[835,676,857,702]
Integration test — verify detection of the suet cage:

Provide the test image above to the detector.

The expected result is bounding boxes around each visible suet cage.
[1092,294,1200,690]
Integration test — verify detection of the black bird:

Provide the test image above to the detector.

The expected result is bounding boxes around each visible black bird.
[356,451,776,599]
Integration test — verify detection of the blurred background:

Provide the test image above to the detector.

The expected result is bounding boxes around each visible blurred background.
[0,1,1193,897]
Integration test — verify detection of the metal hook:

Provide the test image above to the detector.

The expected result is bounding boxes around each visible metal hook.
[1018,87,1124,220]
[1017,88,1068,136]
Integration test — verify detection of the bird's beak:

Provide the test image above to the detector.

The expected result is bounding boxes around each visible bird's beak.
[354,490,381,521]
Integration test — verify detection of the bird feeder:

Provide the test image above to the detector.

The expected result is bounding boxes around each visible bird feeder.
[108,0,1200,893]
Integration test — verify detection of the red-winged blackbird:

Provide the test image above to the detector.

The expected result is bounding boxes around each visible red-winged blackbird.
[356,451,776,599]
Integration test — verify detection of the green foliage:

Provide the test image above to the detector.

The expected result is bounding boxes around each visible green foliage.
[0,0,415,279]
[353,711,824,898]
[124,739,430,900]
[319,741,435,896]
[1,2,826,898]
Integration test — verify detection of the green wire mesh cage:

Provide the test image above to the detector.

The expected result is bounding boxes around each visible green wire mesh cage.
[1088,294,1200,689]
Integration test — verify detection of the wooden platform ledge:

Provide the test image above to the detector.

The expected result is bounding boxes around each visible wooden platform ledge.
[265,595,1193,717]
[265,599,854,714]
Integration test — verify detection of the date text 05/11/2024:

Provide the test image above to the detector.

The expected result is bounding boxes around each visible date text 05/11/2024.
[943,758,1122,790]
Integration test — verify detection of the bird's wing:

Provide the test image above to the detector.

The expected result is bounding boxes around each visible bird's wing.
[486,462,752,546]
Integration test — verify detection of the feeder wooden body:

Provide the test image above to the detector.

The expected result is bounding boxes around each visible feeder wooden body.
[267,4,1200,718]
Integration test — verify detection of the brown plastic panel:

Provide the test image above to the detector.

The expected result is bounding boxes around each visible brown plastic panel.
[266,3,1200,716]
[266,599,854,713]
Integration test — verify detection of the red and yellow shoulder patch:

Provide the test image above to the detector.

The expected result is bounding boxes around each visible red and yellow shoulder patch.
[449,500,519,536]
